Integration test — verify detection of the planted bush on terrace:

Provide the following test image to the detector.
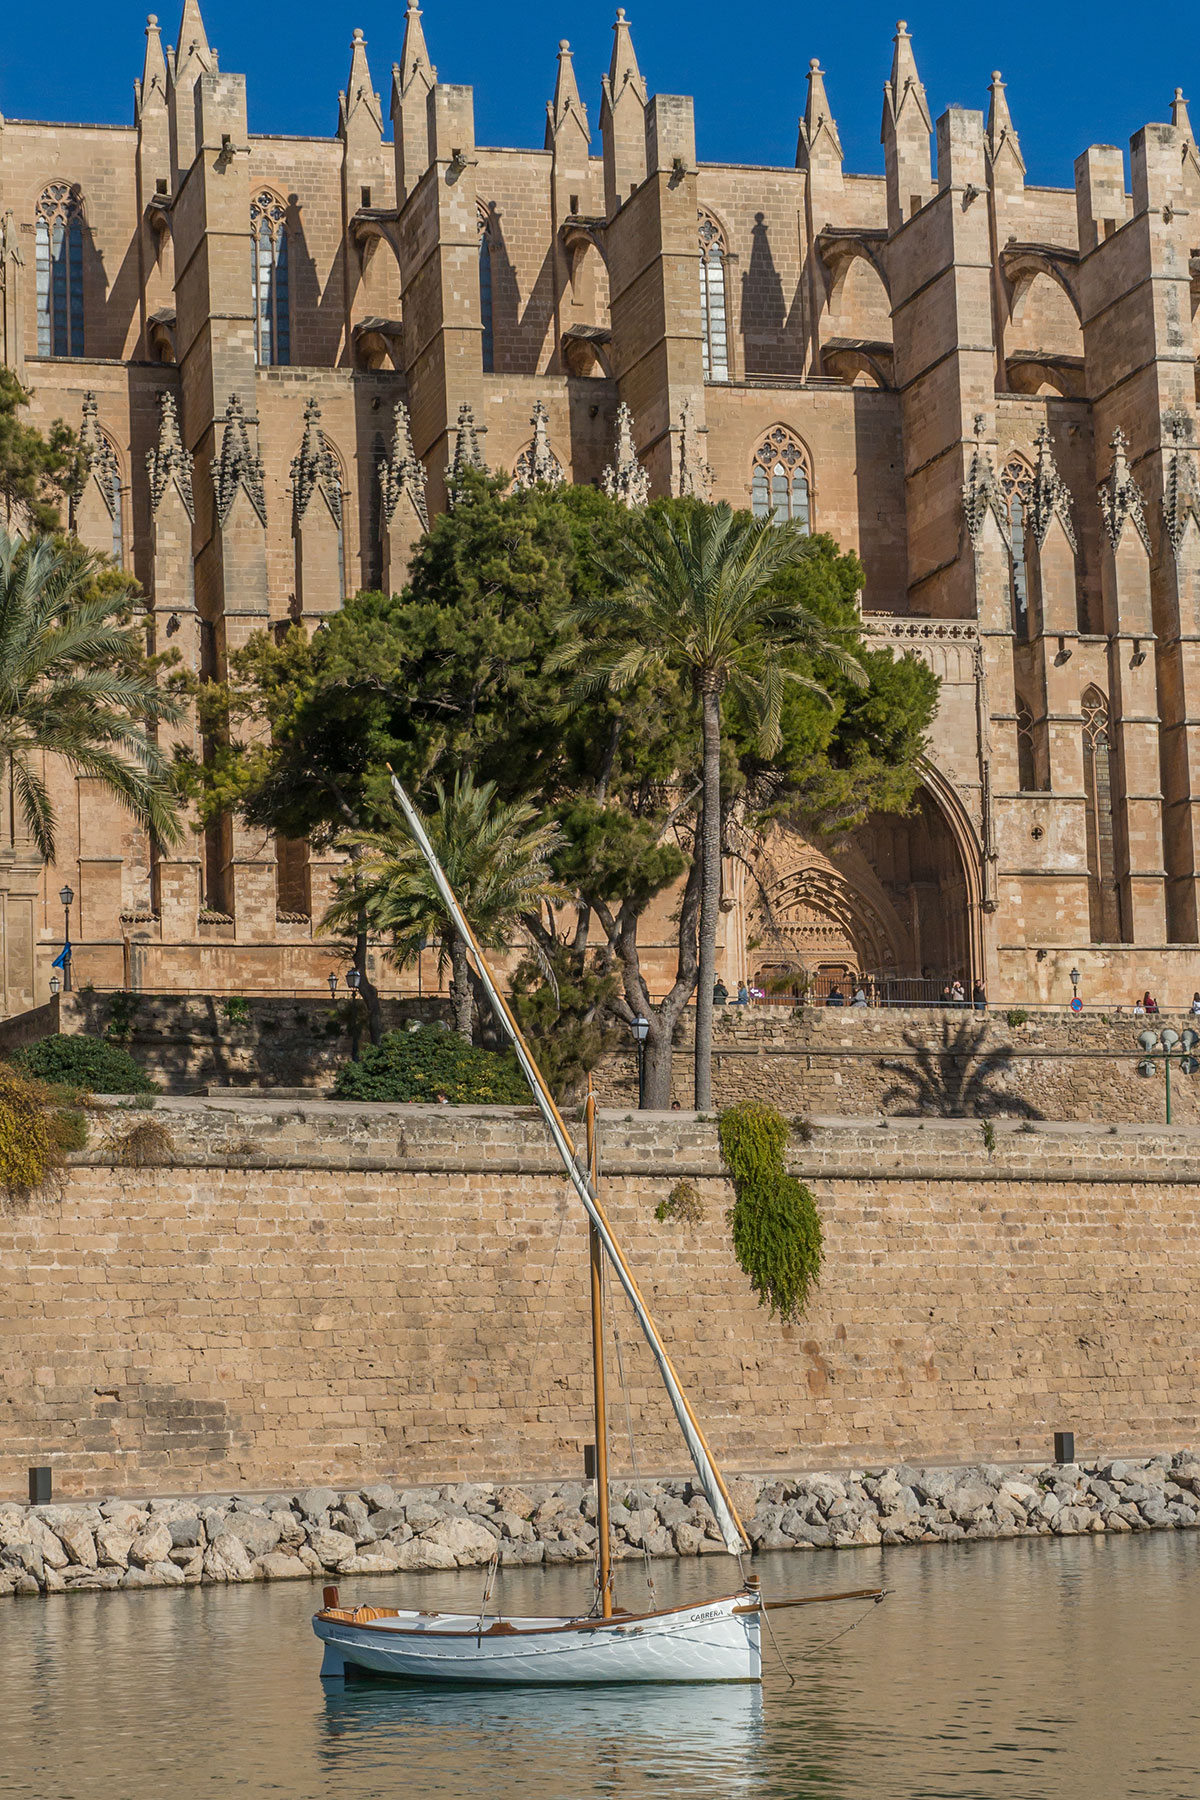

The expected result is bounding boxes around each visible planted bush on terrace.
[12,1032,156,1095]
[718,1100,823,1323]
[333,1026,529,1104]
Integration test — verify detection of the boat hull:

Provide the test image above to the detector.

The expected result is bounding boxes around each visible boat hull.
[314,1592,762,1686]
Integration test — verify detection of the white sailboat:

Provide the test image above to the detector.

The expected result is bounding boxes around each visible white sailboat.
[313,775,883,1686]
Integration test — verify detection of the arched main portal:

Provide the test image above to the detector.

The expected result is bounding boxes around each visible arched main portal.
[749,782,981,1000]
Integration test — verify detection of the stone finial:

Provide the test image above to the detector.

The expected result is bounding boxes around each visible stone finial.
[961,417,1009,550]
[797,59,842,169]
[215,393,266,527]
[986,71,1025,176]
[600,402,650,508]
[146,388,194,520]
[1026,422,1077,551]
[1098,429,1150,554]
[513,399,564,489]
[444,402,488,503]
[380,400,428,531]
[339,26,383,136]
[676,397,711,501]
[290,398,343,527]
[546,37,589,148]
[77,392,120,514]
[882,18,931,135]
[1162,417,1200,563]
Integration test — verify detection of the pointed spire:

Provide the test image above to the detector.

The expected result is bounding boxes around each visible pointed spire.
[883,19,930,131]
[214,394,266,527]
[340,27,383,137]
[380,402,428,532]
[601,403,650,507]
[1027,423,1077,551]
[172,0,213,83]
[147,389,194,520]
[797,59,842,169]
[546,39,589,150]
[392,4,437,199]
[605,8,646,107]
[513,400,564,489]
[1172,87,1194,138]
[1162,415,1200,563]
[291,399,342,526]
[1098,428,1150,554]
[137,14,169,119]
[985,71,1025,176]
[677,398,711,501]
[881,20,932,231]
[445,402,488,502]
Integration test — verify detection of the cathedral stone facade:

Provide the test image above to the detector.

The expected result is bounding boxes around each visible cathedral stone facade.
[2,5,1200,1009]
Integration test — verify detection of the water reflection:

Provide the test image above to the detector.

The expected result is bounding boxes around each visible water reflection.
[4,1532,1199,1799]
[319,1681,765,1797]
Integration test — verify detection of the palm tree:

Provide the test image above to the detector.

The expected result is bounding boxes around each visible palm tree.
[0,531,183,861]
[562,503,866,1108]
[323,772,567,1040]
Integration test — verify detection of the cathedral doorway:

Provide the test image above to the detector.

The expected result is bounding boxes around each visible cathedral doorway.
[748,783,979,1001]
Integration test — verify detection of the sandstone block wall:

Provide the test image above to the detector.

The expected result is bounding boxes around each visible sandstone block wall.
[1,1102,1197,1500]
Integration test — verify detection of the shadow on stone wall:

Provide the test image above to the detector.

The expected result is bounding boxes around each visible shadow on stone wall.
[879,1021,1044,1119]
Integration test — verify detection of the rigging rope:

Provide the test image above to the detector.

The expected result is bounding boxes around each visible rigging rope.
[528,1192,569,1377]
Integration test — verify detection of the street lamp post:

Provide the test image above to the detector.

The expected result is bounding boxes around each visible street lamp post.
[1070,965,1081,1004]
[631,1013,650,1108]
[49,974,60,998]
[59,885,74,993]
[327,973,339,999]
[1136,1026,1199,1124]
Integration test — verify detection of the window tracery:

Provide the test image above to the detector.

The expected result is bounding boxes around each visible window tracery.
[1015,698,1038,793]
[251,191,290,367]
[750,427,811,530]
[1081,685,1122,942]
[35,184,84,357]
[1000,455,1033,637]
[698,214,728,383]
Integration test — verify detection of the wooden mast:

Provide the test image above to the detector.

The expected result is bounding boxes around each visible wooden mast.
[585,1081,614,1618]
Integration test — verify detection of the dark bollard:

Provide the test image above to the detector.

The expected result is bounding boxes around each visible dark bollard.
[1053,1431,1075,1465]
[28,1466,52,1504]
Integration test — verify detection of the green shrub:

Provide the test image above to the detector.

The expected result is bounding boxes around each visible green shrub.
[221,997,250,1025]
[12,1033,156,1095]
[655,1179,705,1226]
[0,1065,56,1197]
[718,1100,823,1323]
[1005,1008,1029,1028]
[333,1026,529,1104]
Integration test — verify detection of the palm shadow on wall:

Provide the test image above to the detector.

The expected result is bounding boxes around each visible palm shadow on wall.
[880,1020,1043,1119]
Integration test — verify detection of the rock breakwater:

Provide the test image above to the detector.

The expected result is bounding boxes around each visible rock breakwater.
[4,1455,1199,1597]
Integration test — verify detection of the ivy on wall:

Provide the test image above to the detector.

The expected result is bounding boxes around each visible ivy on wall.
[718,1100,823,1323]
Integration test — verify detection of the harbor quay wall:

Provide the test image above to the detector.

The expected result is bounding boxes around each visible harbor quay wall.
[1,1102,1198,1501]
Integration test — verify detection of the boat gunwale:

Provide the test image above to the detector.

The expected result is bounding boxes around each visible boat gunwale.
[314,1590,759,1640]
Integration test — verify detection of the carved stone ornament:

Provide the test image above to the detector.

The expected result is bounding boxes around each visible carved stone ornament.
[1162,414,1200,562]
[146,389,194,521]
[1097,428,1149,554]
[512,399,564,489]
[601,402,650,508]
[77,392,121,516]
[444,401,487,503]
[214,393,266,527]
[290,398,342,528]
[961,416,1009,550]
[1026,422,1076,551]
[379,400,428,531]
[676,396,711,501]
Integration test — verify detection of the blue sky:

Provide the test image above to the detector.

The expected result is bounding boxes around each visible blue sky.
[3,1,1199,189]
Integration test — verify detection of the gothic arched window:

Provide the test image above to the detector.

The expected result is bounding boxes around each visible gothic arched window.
[251,191,290,367]
[478,211,495,373]
[1082,685,1122,943]
[35,185,85,357]
[750,427,812,530]
[1000,455,1033,639]
[698,215,728,383]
